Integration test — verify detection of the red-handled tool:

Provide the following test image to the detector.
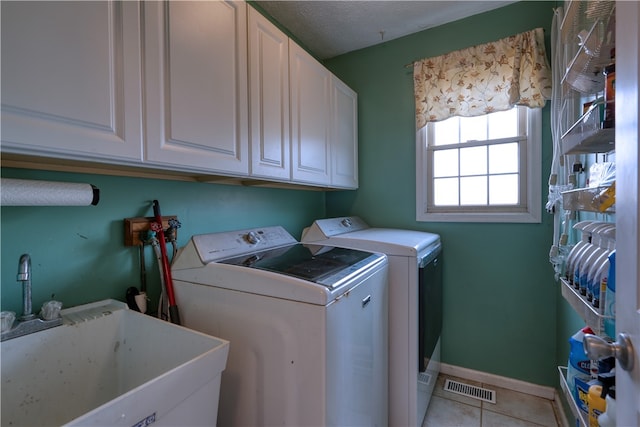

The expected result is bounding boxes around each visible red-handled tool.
[151,200,180,325]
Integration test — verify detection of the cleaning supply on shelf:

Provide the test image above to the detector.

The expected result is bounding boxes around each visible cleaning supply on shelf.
[597,183,616,212]
[597,357,615,379]
[567,326,595,412]
[565,220,595,281]
[587,162,616,188]
[574,224,614,294]
[588,228,616,310]
[589,369,615,427]
[587,378,605,427]
[574,352,606,417]
[597,374,616,427]
[579,228,607,300]
[597,391,616,427]
[603,250,616,338]
[583,227,615,302]
[568,222,607,288]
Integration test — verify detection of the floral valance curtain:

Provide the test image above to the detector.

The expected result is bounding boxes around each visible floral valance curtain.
[413,28,552,129]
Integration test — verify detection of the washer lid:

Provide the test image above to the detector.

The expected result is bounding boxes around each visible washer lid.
[172,227,388,305]
[219,244,384,289]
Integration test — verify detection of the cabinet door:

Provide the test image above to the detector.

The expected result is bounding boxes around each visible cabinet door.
[289,41,331,186]
[0,1,143,161]
[248,7,290,180]
[331,76,359,189]
[144,1,248,174]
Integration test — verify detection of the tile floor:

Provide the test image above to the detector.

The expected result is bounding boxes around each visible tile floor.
[422,374,563,427]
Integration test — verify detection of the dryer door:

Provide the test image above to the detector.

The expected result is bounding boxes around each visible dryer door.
[418,250,442,373]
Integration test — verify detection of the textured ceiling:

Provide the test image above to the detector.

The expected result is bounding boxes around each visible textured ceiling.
[254,1,518,60]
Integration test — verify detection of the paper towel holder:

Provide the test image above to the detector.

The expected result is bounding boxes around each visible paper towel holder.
[1,178,100,206]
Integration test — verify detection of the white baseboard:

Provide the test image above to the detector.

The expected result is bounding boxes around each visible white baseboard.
[554,390,572,427]
[439,363,556,400]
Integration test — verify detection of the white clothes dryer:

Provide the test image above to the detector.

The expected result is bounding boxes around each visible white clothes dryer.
[302,217,442,427]
[171,226,389,427]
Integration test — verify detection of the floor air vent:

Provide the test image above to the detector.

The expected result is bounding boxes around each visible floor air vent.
[418,372,433,385]
[443,379,496,404]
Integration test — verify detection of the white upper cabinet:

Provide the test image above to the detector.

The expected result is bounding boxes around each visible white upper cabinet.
[247,7,290,180]
[143,1,249,175]
[289,42,359,189]
[0,1,143,162]
[1,1,356,189]
[251,9,358,189]
[330,76,358,189]
[289,41,332,186]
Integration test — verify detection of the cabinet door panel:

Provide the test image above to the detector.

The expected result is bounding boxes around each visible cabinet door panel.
[290,41,331,186]
[331,77,359,189]
[144,1,248,174]
[248,7,290,180]
[1,1,143,161]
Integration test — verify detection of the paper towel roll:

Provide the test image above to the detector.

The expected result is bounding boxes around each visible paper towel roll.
[1,178,100,206]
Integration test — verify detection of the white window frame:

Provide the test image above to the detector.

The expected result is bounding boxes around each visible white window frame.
[416,107,542,223]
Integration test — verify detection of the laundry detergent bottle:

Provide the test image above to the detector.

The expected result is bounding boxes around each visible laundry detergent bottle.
[567,326,595,406]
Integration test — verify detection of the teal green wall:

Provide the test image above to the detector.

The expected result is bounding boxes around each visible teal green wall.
[1,0,584,394]
[324,1,562,387]
[1,168,326,314]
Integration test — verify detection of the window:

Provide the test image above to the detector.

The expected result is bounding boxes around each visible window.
[416,106,541,223]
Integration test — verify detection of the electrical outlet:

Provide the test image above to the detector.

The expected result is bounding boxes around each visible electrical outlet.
[124,216,178,247]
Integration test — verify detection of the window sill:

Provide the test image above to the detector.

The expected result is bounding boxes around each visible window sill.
[416,210,541,223]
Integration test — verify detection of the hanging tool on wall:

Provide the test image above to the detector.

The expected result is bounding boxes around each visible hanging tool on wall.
[135,242,149,313]
[150,218,181,321]
[151,200,181,325]
[148,230,169,321]
[123,212,180,319]
[125,243,148,313]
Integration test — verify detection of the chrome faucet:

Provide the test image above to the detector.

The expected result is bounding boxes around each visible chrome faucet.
[18,254,36,321]
[1,254,63,341]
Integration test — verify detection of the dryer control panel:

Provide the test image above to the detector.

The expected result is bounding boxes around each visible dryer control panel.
[302,216,369,241]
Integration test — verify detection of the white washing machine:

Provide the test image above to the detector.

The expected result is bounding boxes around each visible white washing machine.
[302,216,442,427]
[171,226,389,427]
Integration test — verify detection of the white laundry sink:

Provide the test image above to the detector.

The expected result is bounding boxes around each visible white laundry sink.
[1,299,229,427]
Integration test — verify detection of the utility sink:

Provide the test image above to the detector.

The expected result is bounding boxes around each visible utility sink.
[1,300,229,427]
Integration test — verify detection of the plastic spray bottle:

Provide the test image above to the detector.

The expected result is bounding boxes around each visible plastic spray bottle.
[574,224,615,294]
[589,370,615,427]
[565,220,595,281]
[568,222,608,288]
[597,377,616,427]
[585,227,616,303]
[580,227,610,300]
[603,250,616,338]
[588,228,615,310]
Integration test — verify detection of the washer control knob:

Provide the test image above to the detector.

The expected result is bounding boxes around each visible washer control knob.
[341,218,353,228]
[244,231,261,245]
